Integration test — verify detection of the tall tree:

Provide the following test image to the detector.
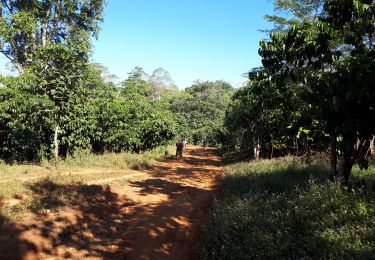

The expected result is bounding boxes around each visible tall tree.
[165,80,234,146]
[127,66,149,83]
[255,0,375,182]
[0,0,105,164]
[122,66,151,97]
[264,0,324,31]
[149,67,177,100]
[28,44,88,163]
[0,0,104,72]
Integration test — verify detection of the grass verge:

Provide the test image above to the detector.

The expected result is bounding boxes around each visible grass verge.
[0,146,173,221]
[196,158,375,259]
[51,145,175,170]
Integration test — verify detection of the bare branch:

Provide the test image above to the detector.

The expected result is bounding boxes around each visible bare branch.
[0,49,23,73]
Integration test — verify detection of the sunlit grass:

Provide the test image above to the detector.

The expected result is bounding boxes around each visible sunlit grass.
[50,145,175,169]
[197,158,375,259]
[0,146,173,220]
[0,175,108,221]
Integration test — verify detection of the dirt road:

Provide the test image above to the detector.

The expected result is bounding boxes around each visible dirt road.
[0,146,222,259]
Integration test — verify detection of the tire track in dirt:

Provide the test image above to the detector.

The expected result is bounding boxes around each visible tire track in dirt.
[0,146,222,259]
[120,146,223,259]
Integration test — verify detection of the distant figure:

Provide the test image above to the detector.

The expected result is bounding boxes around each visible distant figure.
[176,140,184,159]
[183,139,187,148]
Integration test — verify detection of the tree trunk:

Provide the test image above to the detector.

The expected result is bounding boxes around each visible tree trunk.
[54,124,59,167]
[329,134,338,178]
[42,7,51,47]
[14,62,24,74]
[42,26,48,47]
[371,136,375,158]
[253,137,260,160]
[296,137,299,156]
[340,154,355,184]
[339,138,364,184]
[305,135,310,155]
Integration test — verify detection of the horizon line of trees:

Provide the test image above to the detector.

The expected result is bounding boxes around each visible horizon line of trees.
[0,0,234,164]
[0,60,234,163]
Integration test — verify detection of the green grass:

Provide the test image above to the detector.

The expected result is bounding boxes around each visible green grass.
[0,175,108,222]
[197,158,375,259]
[50,145,175,169]
[0,146,173,221]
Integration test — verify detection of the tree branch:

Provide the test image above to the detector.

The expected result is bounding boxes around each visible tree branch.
[0,49,24,73]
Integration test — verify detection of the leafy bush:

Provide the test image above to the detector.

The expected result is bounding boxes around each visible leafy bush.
[197,159,375,259]
[0,87,54,162]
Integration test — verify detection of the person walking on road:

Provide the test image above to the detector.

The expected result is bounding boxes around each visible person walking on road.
[176,140,184,159]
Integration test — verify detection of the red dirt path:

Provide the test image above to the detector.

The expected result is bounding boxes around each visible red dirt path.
[0,146,222,259]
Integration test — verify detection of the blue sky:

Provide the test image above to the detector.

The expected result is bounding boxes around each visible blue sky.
[0,0,274,89]
[92,0,274,88]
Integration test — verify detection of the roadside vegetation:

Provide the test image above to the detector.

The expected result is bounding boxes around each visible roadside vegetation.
[198,1,375,257]
[223,0,375,183]
[197,158,375,259]
[0,145,173,222]
[0,1,233,166]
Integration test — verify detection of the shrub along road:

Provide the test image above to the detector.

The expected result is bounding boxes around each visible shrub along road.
[0,146,222,259]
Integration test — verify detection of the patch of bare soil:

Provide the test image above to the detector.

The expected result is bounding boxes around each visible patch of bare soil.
[0,146,222,259]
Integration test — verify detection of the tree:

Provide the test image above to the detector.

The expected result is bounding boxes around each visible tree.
[224,75,314,159]
[149,67,178,100]
[253,0,375,182]
[89,63,120,86]
[27,44,88,163]
[164,80,234,146]
[0,0,105,164]
[0,0,104,72]
[0,77,53,162]
[127,66,149,83]
[122,66,152,97]
[264,0,324,32]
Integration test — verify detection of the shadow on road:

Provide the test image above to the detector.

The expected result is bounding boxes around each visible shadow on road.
[0,181,128,259]
[0,147,222,259]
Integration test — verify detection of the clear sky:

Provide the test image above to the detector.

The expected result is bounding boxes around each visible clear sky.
[92,0,274,89]
[0,0,274,89]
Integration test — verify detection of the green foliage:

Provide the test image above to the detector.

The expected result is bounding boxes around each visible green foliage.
[164,80,234,146]
[264,0,324,32]
[0,0,106,162]
[0,0,104,71]
[88,79,176,153]
[197,159,375,259]
[225,0,375,180]
[29,44,87,105]
[0,84,53,162]
[121,66,178,100]
[0,63,177,162]
[0,0,229,162]
[61,145,174,169]
[224,78,318,157]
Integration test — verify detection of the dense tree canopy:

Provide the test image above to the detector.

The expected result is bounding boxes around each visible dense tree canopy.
[224,0,375,182]
[0,1,183,163]
[0,0,104,72]
[164,80,234,146]
[264,0,324,31]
